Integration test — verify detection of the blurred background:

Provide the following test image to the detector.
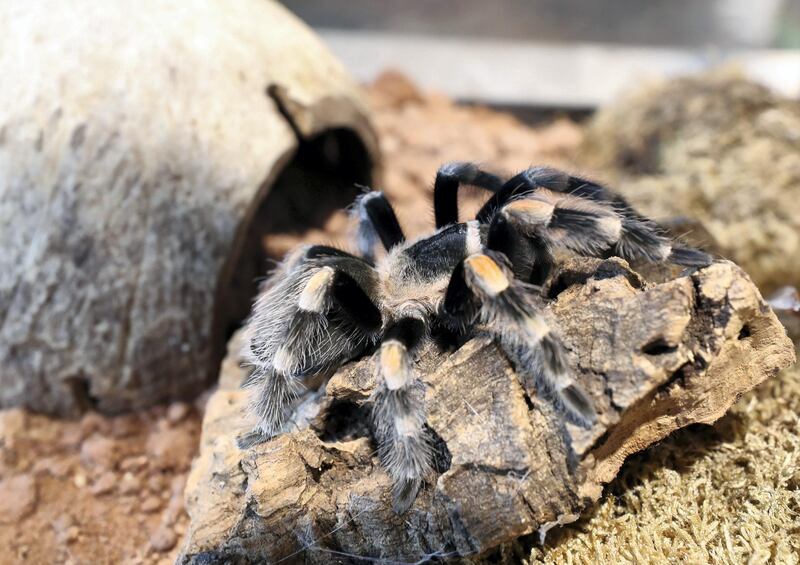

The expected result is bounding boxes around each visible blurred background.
[2,1,799,563]
[284,0,800,108]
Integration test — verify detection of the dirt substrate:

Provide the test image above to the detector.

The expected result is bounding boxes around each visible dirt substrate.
[0,71,798,564]
[0,402,202,564]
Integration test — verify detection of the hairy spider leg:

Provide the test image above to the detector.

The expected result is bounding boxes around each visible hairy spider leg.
[477,166,634,224]
[486,210,555,285]
[433,162,505,228]
[482,184,623,285]
[537,172,713,267]
[238,246,382,449]
[372,316,433,514]
[352,190,406,262]
[476,166,572,224]
[442,251,597,427]
[499,189,626,257]
[479,167,712,267]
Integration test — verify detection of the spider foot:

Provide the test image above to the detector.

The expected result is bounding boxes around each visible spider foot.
[392,478,422,515]
[553,382,597,429]
[236,429,274,450]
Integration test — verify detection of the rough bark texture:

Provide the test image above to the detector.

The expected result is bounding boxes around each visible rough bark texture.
[179,258,795,563]
[0,0,379,415]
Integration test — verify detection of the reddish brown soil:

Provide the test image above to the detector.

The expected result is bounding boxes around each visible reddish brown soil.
[0,401,203,565]
[0,72,582,565]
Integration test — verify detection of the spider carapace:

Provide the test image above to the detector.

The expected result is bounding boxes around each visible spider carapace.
[238,163,712,513]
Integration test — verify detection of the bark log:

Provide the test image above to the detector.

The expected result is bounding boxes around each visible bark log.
[179,258,795,563]
[0,0,379,414]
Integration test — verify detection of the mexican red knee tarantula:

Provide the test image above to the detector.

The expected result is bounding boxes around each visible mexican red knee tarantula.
[239,163,712,513]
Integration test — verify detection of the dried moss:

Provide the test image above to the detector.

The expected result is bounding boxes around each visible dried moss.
[581,70,800,294]
[538,70,800,564]
[529,362,800,565]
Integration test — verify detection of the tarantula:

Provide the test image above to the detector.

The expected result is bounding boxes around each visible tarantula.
[238,163,711,513]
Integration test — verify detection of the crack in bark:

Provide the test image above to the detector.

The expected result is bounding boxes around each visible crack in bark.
[454,462,531,479]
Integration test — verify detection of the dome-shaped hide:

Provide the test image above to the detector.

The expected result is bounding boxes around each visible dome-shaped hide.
[0,0,380,415]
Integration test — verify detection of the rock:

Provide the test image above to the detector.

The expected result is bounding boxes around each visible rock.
[119,455,149,473]
[370,70,426,110]
[63,527,80,544]
[164,476,188,526]
[73,473,88,489]
[33,456,73,479]
[110,415,143,439]
[79,413,111,438]
[166,403,191,425]
[80,434,120,470]
[141,496,162,514]
[90,471,117,496]
[146,475,165,495]
[52,515,80,545]
[0,474,37,523]
[581,71,800,293]
[150,526,178,553]
[0,409,26,443]
[179,259,795,562]
[119,472,141,496]
[58,427,84,450]
[0,0,379,416]
[146,427,196,471]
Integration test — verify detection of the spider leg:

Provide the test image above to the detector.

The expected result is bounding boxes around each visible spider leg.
[434,162,505,228]
[352,190,405,262]
[499,189,627,258]
[478,166,638,223]
[442,251,597,427]
[476,166,570,223]
[485,208,555,285]
[478,167,712,267]
[372,316,432,514]
[240,246,382,448]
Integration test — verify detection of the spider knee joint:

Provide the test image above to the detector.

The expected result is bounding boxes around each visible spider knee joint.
[523,316,549,341]
[380,340,413,390]
[464,253,509,296]
[272,345,295,374]
[298,266,334,312]
[503,198,554,225]
[438,161,478,182]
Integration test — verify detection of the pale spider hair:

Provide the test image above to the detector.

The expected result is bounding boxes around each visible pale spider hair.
[238,163,712,513]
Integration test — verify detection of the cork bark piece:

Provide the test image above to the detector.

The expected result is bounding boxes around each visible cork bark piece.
[180,258,795,563]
